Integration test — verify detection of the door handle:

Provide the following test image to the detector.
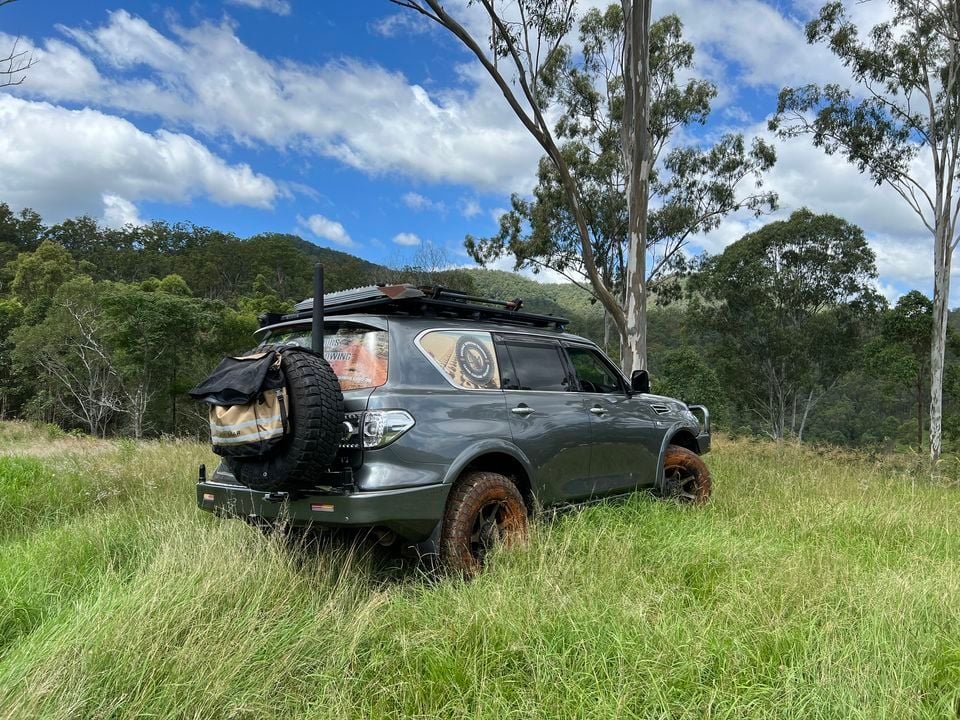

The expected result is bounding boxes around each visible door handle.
[511,406,536,417]
[589,406,607,416]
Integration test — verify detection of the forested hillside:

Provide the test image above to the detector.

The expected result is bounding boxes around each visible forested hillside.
[1,202,958,452]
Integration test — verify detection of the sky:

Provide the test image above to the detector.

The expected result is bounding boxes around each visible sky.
[0,0,946,302]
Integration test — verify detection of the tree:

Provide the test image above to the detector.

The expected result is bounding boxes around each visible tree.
[393,0,650,372]
[865,291,934,452]
[12,277,124,437]
[1,0,34,88]
[5,240,80,321]
[769,0,960,461]
[467,9,776,363]
[693,209,884,441]
[102,277,214,437]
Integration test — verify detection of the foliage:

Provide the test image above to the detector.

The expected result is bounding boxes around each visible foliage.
[769,0,960,460]
[692,209,884,440]
[467,9,777,358]
[865,291,935,451]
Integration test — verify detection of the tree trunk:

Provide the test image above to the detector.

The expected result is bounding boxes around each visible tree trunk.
[603,308,611,355]
[620,0,653,375]
[930,225,952,463]
[917,368,924,454]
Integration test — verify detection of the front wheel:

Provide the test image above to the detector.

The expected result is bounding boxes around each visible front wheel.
[440,471,528,576]
[661,445,712,504]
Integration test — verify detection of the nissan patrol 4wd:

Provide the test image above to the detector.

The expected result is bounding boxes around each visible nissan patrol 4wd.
[192,277,711,573]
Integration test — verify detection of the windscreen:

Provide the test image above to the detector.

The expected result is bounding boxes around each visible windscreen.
[267,324,388,391]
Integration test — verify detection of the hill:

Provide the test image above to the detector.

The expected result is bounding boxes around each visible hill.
[464,268,606,342]
[1,422,957,718]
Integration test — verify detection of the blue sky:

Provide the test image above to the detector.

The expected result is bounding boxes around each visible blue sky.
[0,0,942,300]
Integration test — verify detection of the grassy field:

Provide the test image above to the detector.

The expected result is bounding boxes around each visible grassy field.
[2,421,960,719]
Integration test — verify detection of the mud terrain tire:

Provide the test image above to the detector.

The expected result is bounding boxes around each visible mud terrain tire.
[440,471,527,576]
[227,347,343,492]
[661,444,711,504]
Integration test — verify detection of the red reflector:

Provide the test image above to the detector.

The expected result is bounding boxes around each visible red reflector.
[202,493,215,502]
[311,503,335,513]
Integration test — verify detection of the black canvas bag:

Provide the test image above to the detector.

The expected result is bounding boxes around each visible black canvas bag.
[188,351,289,457]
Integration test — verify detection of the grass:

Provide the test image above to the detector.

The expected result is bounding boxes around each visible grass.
[2,421,960,718]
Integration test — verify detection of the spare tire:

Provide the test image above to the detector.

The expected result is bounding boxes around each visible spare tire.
[226,346,344,492]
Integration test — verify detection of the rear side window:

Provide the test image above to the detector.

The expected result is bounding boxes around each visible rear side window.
[503,340,570,392]
[268,323,388,391]
[417,330,501,390]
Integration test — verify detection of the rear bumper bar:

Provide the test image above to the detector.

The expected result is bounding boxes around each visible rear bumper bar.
[197,481,449,541]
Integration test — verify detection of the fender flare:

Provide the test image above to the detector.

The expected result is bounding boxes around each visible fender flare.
[440,439,535,487]
[654,421,702,493]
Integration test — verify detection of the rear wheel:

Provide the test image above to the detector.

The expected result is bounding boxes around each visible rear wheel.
[662,445,711,504]
[440,471,527,576]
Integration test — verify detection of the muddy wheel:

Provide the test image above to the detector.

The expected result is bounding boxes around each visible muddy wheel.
[662,445,711,504]
[440,471,527,576]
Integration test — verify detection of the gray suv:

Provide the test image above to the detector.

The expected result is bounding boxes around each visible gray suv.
[196,284,711,572]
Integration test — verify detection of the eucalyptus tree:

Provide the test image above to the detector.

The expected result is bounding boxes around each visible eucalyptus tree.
[865,291,934,452]
[693,209,884,442]
[466,9,777,357]
[392,0,653,372]
[769,0,960,461]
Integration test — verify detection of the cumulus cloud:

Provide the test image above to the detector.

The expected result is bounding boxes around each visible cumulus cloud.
[296,214,354,248]
[0,95,279,222]
[12,11,541,193]
[393,232,422,247]
[101,194,145,228]
[225,0,291,16]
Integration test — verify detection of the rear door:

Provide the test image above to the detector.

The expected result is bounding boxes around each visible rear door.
[495,334,594,505]
[564,343,661,493]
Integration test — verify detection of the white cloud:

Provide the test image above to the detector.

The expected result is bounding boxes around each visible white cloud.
[372,12,433,38]
[460,198,481,218]
[0,95,278,222]
[296,214,353,248]
[225,0,291,16]
[14,12,541,194]
[101,194,145,228]
[393,232,422,247]
[403,192,445,213]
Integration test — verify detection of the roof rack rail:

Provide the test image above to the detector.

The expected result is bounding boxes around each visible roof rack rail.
[280,284,568,330]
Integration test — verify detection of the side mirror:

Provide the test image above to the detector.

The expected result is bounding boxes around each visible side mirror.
[631,369,650,394]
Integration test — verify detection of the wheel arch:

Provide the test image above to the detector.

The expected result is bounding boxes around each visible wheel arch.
[654,422,702,492]
[442,441,535,513]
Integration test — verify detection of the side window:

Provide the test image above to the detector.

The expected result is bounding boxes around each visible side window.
[503,340,570,392]
[566,346,625,394]
[417,330,501,390]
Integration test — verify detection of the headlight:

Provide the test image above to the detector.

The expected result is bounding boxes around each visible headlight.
[341,410,414,449]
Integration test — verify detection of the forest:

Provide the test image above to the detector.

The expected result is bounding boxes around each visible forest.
[0,201,955,453]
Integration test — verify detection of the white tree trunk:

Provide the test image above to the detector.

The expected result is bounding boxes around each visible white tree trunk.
[620,0,653,375]
[930,225,952,462]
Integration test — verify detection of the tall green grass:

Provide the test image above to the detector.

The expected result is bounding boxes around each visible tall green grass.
[2,422,960,718]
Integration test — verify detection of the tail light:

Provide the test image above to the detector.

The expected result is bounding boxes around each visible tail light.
[341,410,414,449]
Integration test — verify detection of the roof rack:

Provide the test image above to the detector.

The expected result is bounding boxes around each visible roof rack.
[279,284,569,330]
